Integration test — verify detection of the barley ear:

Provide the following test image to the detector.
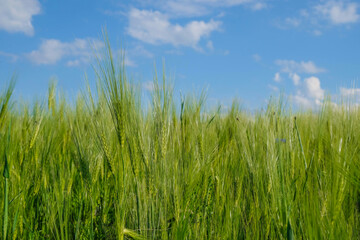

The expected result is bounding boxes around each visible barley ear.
[3,153,9,240]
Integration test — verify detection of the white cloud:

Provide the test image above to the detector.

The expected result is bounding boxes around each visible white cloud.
[127,8,221,48]
[206,40,214,50]
[165,1,209,17]
[129,45,153,58]
[275,60,326,74]
[115,50,138,67]
[268,84,279,92]
[66,60,81,67]
[304,76,324,100]
[315,1,359,24]
[142,81,155,91]
[289,73,301,86]
[251,2,267,11]
[300,9,310,18]
[293,76,325,108]
[165,49,184,55]
[27,38,104,65]
[27,39,65,65]
[223,50,230,55]
[277,1,359,35]
[164,0,253,7]
[167,0,260,15]
[252,53,261,62]
[273,72,281,82]
[293,94,312,108]
[124,56,137,67]
[274,17,302,30]
[207,0,253,7]
[0,0,41,36]
[340,87,360,97]
[313,30,322,36]
[285,17,301,27]
[137,0,265,18]
[0,51,19,62]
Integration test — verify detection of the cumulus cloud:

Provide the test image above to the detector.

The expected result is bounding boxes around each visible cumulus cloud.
[275,60,326,74]
[27,38,104,66]
[273,72,281,82]
[289,73,301,86]
[272,60,325,101]
[127,8,221,48]
[271,60,327,108]
[293,76,325,107]
[293,94,312,108]
[304,76,324,100]
[27,39,66,65]
[0,0,41,36]
[315,0,359,24]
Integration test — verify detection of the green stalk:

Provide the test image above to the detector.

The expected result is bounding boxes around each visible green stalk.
[3,153,9,240]
[294,117,307,170]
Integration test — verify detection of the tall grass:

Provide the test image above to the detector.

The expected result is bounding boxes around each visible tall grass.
[0,41,360,239]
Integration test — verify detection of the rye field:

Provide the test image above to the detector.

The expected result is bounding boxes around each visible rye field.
[1,45,360,239]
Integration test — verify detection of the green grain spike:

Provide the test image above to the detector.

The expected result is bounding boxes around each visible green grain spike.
[3,153,9,240]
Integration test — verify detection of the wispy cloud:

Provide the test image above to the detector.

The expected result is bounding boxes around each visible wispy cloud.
[142,81,155,91]
[252,53,261,62]
[165,49,184,55]
[315,0,359,24]
[0,51,19,62]
[147,0,266,17]
[127,8,221,49]
[275,60,326,74]
[27,38,104,66]
[285,17,301,27]
[0,0,41,36]
[275,1,359,34]
[164,1,210,17]
[313,30,323,36]
[340,87,360,97]
[250,2,267,11]
[128,45,154,58]
[123,57,137,67]
[268,84,279,92]
[206,40,214,50]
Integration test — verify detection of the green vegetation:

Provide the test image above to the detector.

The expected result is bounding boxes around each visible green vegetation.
[1,42,360,239]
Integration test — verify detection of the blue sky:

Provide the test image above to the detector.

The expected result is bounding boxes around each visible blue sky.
[0,0,360,109]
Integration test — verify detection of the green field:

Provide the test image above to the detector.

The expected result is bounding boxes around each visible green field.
[1,44,360,239]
